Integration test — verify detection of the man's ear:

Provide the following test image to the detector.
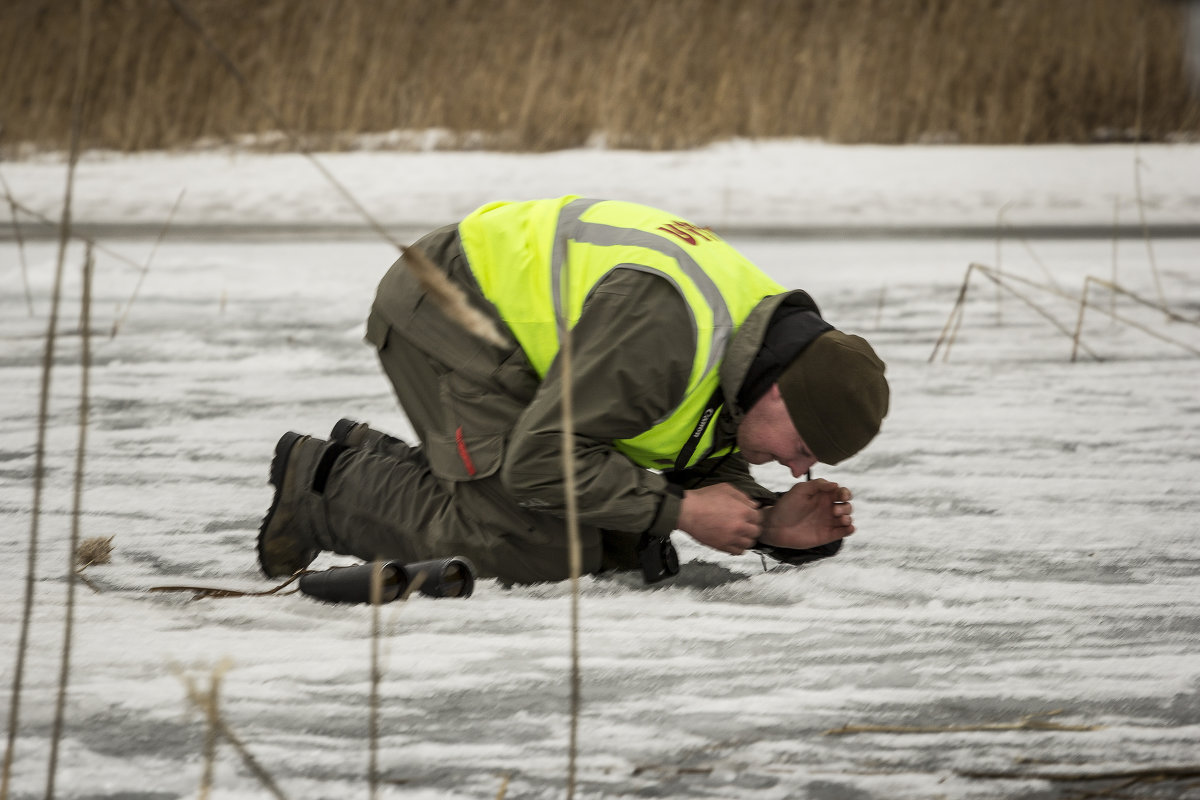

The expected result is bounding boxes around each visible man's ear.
[746,383,784,419]
[761,383,789,419]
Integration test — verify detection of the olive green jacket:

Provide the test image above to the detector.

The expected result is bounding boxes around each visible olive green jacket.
[373,226,812,539]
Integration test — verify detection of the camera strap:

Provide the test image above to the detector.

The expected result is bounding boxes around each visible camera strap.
[673,385,725,471]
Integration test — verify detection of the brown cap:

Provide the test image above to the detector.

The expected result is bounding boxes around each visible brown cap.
[777,331,889,465]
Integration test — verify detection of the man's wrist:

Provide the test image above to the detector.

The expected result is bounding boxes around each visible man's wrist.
[648,483,684,537]
[753,498,778,547]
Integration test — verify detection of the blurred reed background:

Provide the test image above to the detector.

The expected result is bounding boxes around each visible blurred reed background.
[1,0,1198,153]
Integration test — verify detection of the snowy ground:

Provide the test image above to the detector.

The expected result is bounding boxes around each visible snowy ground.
[2,142,1199,799]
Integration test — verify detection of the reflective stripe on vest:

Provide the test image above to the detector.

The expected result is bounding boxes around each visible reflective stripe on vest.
[459,196,785,470]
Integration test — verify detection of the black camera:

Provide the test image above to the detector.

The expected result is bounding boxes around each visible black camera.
[299,557,476,604]
[638,534,680,584]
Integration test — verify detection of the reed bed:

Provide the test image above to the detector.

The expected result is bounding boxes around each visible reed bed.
[2,0,1198,153]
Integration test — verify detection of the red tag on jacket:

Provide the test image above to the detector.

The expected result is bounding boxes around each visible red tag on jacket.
[455,426,477,477]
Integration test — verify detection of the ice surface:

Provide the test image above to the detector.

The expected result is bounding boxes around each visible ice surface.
[1,142,1198,798]
[4,139,1200,232]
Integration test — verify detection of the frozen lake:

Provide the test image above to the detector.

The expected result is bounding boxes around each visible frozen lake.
[2,224,1198,799]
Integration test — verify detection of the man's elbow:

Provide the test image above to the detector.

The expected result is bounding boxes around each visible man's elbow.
[499,442,561,511]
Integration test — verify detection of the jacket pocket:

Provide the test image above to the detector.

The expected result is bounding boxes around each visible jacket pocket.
[367,303,536,484]
[426,428,506,481]
[424,369,521,482]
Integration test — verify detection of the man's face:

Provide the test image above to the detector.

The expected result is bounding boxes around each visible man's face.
[736,384,818,478]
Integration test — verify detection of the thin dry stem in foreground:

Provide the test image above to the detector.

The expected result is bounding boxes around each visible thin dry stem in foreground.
[401,246,507,348]
[369,562,384,800]
[47,243,95,798]
[198,665,223,800]
[176,664,290,800]
[557,273,584,800]
[494,772,511,800]
[1,0,92,792]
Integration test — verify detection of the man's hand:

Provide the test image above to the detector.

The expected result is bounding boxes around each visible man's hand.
[677,483,763,555]
[759,479,855,550]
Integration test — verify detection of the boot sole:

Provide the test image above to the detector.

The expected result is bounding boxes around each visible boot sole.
[256,431,307,577]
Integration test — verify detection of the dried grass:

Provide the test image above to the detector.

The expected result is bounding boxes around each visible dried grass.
[2,0,1197,154]
[75,536,114,567]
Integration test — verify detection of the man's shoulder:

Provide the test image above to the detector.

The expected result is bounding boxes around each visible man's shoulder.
[590,267,686,299]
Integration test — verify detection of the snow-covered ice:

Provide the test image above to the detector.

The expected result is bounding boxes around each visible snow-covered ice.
[1,141,1198,798]
[5,139,1200,232]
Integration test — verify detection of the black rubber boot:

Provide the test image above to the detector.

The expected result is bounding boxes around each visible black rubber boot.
[330,418,409,457]
[257,432,337,578]
[329,418,374,448]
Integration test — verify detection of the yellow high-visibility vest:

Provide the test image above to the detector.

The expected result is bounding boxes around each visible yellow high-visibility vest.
[459,196,785,469]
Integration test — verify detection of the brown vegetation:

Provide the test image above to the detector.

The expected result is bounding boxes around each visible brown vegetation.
[1,0,1198,153]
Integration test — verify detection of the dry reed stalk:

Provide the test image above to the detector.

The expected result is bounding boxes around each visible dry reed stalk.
[3,0,1198,152]
[1071,277,1095,364]
[1131,18,1169,321]
[177,666,290,800]
[928,269,972,363]
[942,281,973,361]
[994,217,1062,295]
[557,266,583,800]
[46,243,94,799]
[400,247,507,348]
[1132,154,1168,319]
[1111,195,1120,321]
[972,266,1101,361]
[0,194,146,273]
[0,172,34,316]
[1079,277,1198,327]
[162,0,402,248]
[994,204,1008,326]
[197,665,224,800]
[369,561,384,800]
[944,263,1195,362]
[1070,275,1200,362]
[985,260,1198,332]
[110,188,186,338]
[930,263,1102,363]
[147,571,305,599]
[167,0,508,349]
[75,535,113,568]
[367,566,435,796]
[1,0,92,793]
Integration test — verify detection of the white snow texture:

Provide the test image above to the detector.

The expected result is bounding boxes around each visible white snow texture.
[1,140,1199,799]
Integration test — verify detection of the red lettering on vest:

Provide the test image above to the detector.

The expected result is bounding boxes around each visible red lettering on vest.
[657,223,696,245]
[657,220,720,246]
[455,425,477,476]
